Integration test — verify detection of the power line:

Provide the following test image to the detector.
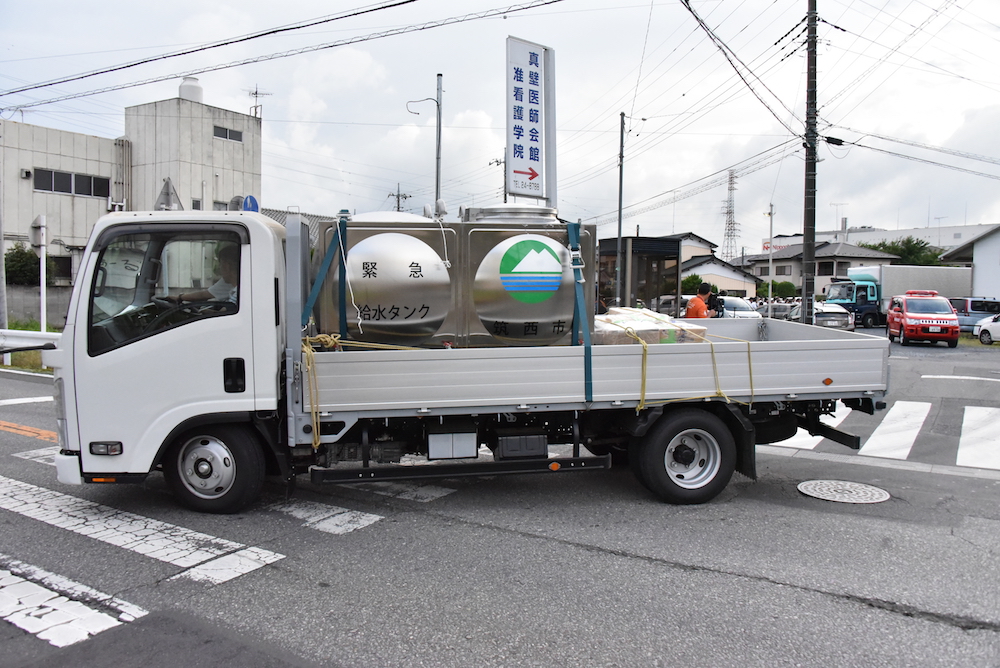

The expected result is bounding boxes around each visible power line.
[2,0,566,112]
[0,0,418,99]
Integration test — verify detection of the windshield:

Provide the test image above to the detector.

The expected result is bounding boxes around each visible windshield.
[725,298,753,311]
[906,298,954,315]
[827,283,854,301]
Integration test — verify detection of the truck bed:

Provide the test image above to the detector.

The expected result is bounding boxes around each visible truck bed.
[304,319,889,416]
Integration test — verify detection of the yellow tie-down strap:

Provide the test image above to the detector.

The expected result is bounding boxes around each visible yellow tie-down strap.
[597,315,756,412]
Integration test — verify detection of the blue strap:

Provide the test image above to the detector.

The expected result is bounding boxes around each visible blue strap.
[568,222,593,403]
[302,213,349,328]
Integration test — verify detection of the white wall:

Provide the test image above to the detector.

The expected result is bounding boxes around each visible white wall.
[1,120,117,259]
[972,232,1000,298]
[126,99,261,212]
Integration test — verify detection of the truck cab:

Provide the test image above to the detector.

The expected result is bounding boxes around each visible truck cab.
[826,277,881,328]
[46,211,287,512]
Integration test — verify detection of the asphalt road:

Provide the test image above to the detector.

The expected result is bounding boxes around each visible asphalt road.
[1,342,999,667]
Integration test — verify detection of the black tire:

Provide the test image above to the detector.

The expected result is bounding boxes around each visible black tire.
[981,330,994,345]
[163,425,265,513]
[900,330,910,346]
[887,328,895,342]
[634,409,736,504]
[948,339,958,348]
[861,313,876,329]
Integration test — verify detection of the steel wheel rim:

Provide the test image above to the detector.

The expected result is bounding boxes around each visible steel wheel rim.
[982,331,993,345]
[177,435,237,500]
[663,428,722,489]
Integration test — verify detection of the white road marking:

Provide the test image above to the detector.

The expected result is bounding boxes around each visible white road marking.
[12,446,59,466]
[769,401,850,450]
[859,401,931,460]
[0,475,283,583]
[956,406,1000,470]
[268,499,382,535]
[0,553,147,647]
[922,375,1000,383]
[344,481,456,502]
[0,397,53,407]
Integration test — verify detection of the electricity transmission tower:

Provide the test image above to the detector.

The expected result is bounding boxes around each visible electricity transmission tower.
[720,170,739,262]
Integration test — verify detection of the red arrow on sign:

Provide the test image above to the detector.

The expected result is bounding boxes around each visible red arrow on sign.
[513,167,539,180]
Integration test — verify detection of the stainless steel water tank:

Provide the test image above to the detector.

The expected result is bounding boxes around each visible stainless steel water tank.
[312,205,595,348]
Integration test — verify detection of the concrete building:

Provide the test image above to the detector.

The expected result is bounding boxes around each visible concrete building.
[763,222,1000,254]
[1,77,261,286]
[125,78,261,213]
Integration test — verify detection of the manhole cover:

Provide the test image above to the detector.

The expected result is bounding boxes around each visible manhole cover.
[797,480,890,504]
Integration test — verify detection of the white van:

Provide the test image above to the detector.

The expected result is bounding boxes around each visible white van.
[949,297,1000,332]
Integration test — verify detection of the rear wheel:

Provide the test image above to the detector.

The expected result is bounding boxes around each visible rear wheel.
[980,330,994,345]
[634,409,736,504]
[163,425,265,513]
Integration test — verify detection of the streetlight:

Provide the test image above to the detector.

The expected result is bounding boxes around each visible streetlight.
[407,73,443,206]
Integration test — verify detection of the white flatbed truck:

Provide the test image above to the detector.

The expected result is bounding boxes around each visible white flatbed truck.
[19,207,888,513]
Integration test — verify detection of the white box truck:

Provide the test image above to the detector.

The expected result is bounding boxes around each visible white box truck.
[13,206,889,513]
[827,264,972,328]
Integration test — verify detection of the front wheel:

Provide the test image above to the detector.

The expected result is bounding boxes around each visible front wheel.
[634,409,736,504]
[163,425,265,513]
[948,339,958,348]
[981,330,994,345]
[887,328,895,342]
[861,313,876,329]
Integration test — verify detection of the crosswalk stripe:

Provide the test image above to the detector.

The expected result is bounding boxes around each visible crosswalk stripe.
[0,475,283,583]
[268,499,382,535]
[859,401,931,460]
[11,446,59,466]
[0,553,147,647]
[956,406,1000,470]
[768,402,850,450]
[344,481,457,502]
[0,397,53,407]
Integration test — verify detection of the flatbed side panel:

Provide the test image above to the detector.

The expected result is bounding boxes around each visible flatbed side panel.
[592,339,888,403]
[304,335,888,413]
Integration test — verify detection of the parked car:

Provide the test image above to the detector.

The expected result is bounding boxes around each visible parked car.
[787,302,855,330]
[886,290,960,347]
[718,296,762,319]
[973,313,1000,345]
[756,303,794,320]
[948,297,1000,332]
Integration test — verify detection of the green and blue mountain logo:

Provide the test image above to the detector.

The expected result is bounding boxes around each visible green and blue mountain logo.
[499,239,563,304]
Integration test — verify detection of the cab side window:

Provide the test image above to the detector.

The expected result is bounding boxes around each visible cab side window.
[88,229,244,356]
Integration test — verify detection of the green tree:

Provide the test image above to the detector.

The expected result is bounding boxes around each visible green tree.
[4,242,55,286]
[681,274,703,294]
[858,236,942,265]
[756,280,797,299]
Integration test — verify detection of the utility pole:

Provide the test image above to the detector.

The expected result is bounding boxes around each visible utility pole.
[435,73,443,205]
[490,155,507,203]
[615,111,625,307]
[390,184,410,212]
[801,0,818,324]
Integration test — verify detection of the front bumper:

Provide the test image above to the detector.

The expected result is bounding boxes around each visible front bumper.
[55,451,83,485]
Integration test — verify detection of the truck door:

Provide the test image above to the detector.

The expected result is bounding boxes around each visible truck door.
[72,223,256,476]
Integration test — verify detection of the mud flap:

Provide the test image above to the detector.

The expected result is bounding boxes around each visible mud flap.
[720,404,757,480]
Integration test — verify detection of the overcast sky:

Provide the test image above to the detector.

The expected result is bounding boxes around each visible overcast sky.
[3,0,999,253]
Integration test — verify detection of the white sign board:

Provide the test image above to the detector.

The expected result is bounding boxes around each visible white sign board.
[506,37,554,202]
